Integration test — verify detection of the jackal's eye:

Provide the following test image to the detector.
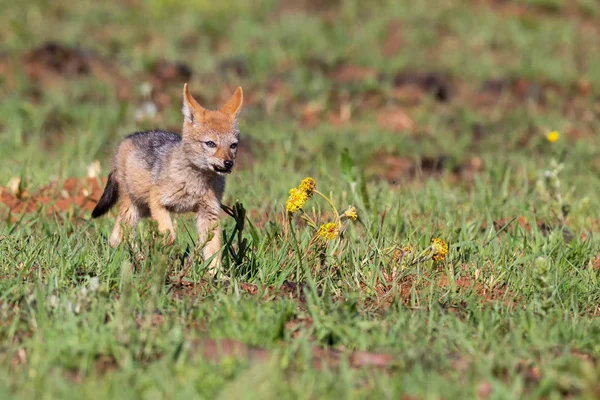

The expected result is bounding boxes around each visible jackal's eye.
[204,141,217,148]
[230,143,238,150]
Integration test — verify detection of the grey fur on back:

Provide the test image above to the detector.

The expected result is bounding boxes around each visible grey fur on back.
[126,130,182,178]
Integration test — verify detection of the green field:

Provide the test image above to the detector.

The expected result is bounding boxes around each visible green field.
[2,0,600,398]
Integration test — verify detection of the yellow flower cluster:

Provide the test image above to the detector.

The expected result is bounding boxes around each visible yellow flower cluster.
[298,178,316,196]
[430,238,448,261]
[546,131,560,143]
[286,177,316,214]
[286,188,308,214]
[393,245,414,262]
[318,222,339,240]
[285,177,356,244]
[341,206,358,221]
[392,239,448,268]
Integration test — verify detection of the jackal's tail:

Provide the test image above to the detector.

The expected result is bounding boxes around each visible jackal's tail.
[92,172,119,218]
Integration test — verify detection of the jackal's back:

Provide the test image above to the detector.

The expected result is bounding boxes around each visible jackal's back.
[125,130,181,176]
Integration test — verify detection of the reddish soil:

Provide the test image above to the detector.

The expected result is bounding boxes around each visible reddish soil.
[383,20,404,57]
[52,335,396,382]
[437,275,511,305]
[367,150,484,185]
[474,0,600,23]
[333,64,379,84]
[0,177,105,220]
[22,42,133,101]
[362,265,516,312]
[193,337,395,370]
[169,278,317,305]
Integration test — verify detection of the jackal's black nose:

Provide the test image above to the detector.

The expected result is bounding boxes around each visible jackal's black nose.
[224,160,234,169]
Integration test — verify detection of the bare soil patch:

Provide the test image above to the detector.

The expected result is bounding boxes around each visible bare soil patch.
[367,151,484,185]
[22,42,133,101]
[0,177,105,220]
[192,337,395,370]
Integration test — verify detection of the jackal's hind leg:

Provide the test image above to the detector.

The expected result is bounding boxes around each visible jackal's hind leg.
[109,194,140,247]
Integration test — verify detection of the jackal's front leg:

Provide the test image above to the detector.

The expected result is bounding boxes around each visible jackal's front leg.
[149,192,176,245]
[196,212,222,277]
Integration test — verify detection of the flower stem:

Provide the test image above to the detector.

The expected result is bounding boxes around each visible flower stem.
[314,190,341,226]
[299,211,318,231]
[288,214,304,282]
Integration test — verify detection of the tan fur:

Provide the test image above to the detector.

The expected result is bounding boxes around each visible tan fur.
[148,187,175,244]
[100,84,244,276]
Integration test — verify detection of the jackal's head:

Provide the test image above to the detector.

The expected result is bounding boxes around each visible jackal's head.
[181,84,243,175]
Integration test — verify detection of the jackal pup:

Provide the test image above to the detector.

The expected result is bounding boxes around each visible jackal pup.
[92,84,243,274]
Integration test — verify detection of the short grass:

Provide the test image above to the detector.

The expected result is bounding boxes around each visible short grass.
[1,0,600,398]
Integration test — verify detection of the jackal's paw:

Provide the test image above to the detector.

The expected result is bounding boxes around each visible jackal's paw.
[162,231,176,246]
[207,268,229,283]
[206,259,225,279]
[109,233,122,248]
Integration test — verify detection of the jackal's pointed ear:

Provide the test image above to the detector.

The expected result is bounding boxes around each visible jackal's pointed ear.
[220,87,243,118]
[182,83,207,123]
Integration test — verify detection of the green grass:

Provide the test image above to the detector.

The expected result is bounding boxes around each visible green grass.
[2,0,600,398]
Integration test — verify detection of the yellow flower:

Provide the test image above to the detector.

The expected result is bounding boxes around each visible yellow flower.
[286,188,308,214]
[430,238,448,262]
[394,245,414,260]
[298,177,316,196]
[342,206,357,221]
[318,222,339,240]
[546,131,560,143]
[401,245,415,254]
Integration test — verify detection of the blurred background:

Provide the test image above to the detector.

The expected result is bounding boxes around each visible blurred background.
[1,0,599,216]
